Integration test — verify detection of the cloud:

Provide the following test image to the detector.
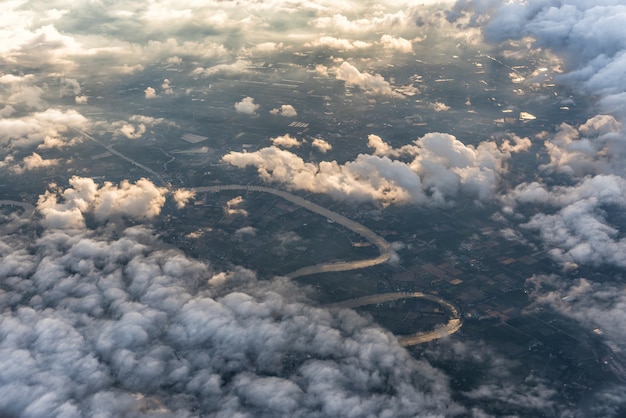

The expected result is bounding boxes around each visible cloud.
[311,10,414,34]
[271,134,301,148]
[108,115,176,140]
[0,213,466,417]
[118,123,146,139]
[270,104,297,117]
[172,189,195,209]
[306,36,372,50]
[192,60,250,78]
[380,34,413,53]
[368,134,394,156]
[1,152,61,174]
[223,131,529,206]
[37,177,168,229]
[450,1,626,122]
[161,79,173,95]
[234,96,259,115]
[59,78,81,98]
[541,114,625,177]
[21,152,60,171]
[527,275,626,348]
[226,196,248,217]
[429,101,451,112]
[0,108,88,149]
[504,174,626,269]
[312,138,332,153]
[334,62,400,97]
[144,87,158,99]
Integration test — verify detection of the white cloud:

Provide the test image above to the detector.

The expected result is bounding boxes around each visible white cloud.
[22,152,60,171]
[192,60,250,78]
[271,134,301,148]
[0,218,463,417]
[37,177,168,229]
[144,87,157,99]
[541,114,624,177]
[234,96,259,115]
[380,34,413,53]
[312,138,332,153]
[505,174,626,269]
[173,189,195,209]
[334,61,400,97]
[270,104,297,117]
[0,108,88,149]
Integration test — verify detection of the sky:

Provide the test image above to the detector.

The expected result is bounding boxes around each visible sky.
[1,0,626,416]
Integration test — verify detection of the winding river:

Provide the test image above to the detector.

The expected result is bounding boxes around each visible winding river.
[192,185,462,346]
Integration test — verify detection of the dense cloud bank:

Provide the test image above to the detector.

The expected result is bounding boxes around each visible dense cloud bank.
[450,0,626,120]
[0,179,464,417]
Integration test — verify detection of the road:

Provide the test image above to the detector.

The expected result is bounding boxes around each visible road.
[75,129,169,186]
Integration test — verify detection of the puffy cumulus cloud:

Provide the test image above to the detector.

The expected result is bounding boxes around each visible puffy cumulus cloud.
[312,137,332,153]
[0,108,88,149]
[161,79,173,95]
[0,152,61,175]
[234,96,259,115]
[368,133,394,156]
[223,146,425,205]
[118,123,147,139]
[108,115,176,140]
[449,1,626,121]
[270,104,297,117]
[334,61,401,97]
[380,34,413,53]
[370,132,530,201]
[223,131,529,206]
[505,175,626,269]
[144,87,158,99]
[271,134,302,148]
[172,189,195,209]
[541,114,625,177]
[21,152,60,171]
[37,177,167,229]
[0,217,464,417]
